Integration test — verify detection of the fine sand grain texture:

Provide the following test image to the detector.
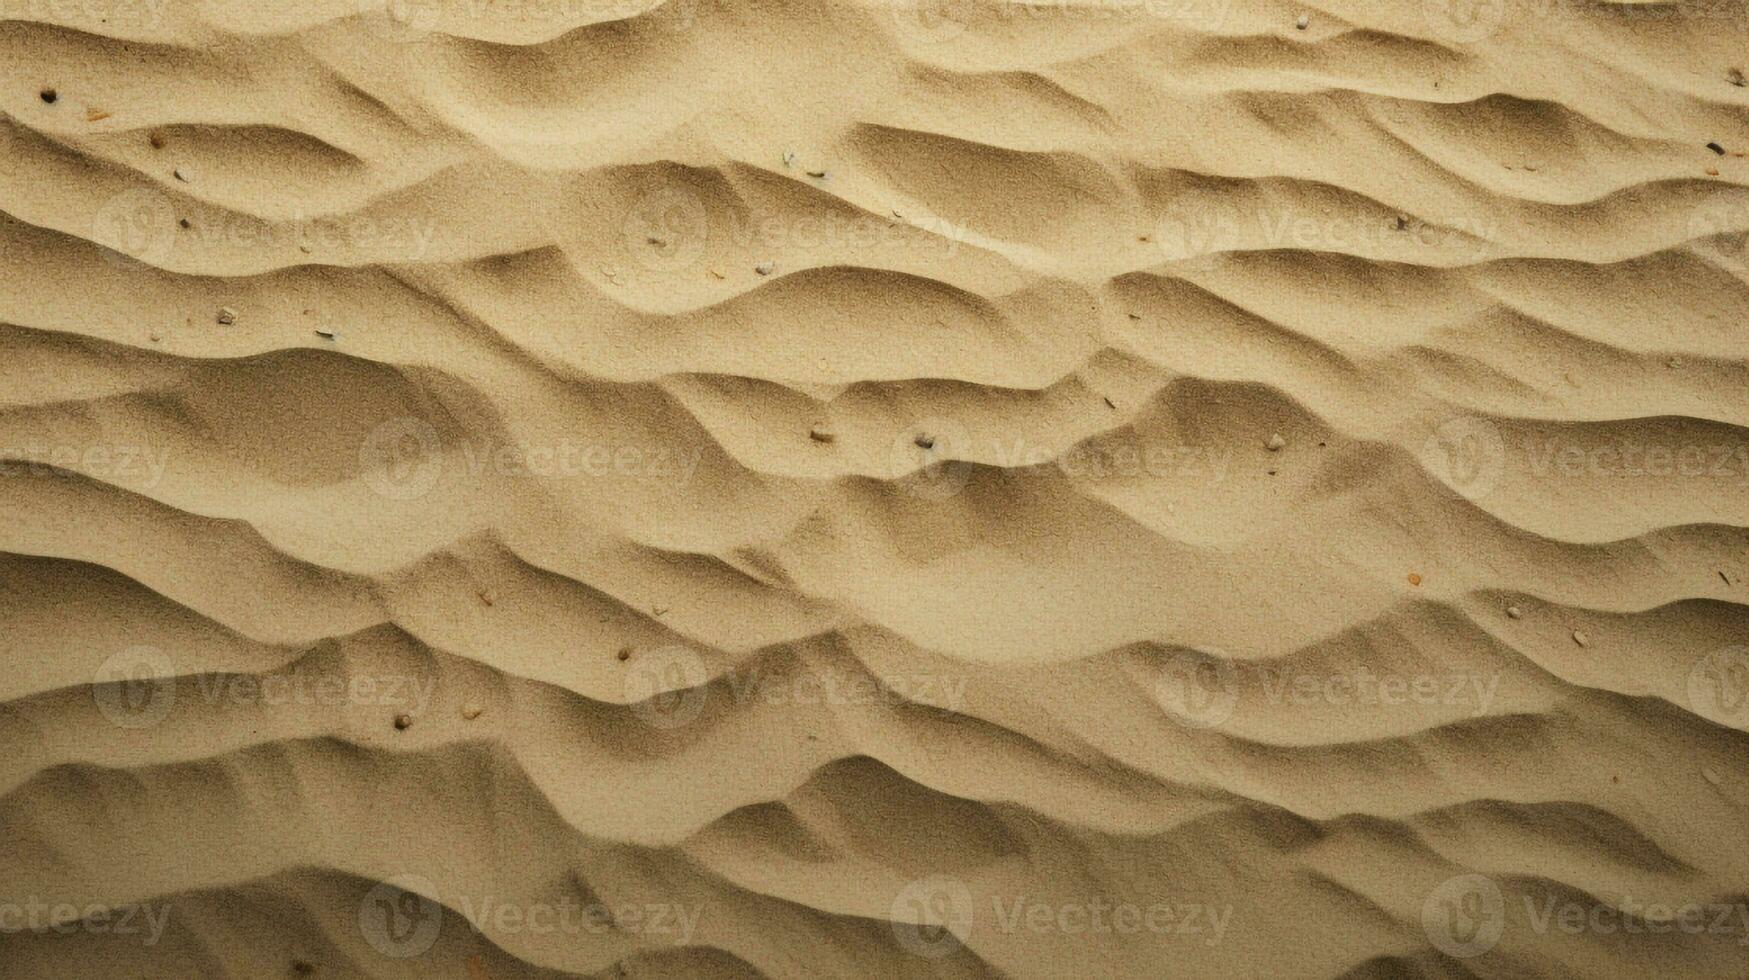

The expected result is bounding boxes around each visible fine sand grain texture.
[3,0,1749,976]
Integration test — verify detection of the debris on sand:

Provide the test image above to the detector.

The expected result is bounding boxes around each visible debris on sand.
[393,713,413,730]
[1571,629,1589,648]
[1407,573,1422,586]
[315,328,336,340]
[1266,433,1287,451]
[1296,14,1309,30]
[914,434,936,450]
[1730,67,1746,87]
[755,261,775,275]
[462,704,483,720]
[86,106,111,121]
[1506,605,1523,619]
[809,425,835,443]
[39,88,56,104]
[216,307,237,325]
[1708,142,1726,155]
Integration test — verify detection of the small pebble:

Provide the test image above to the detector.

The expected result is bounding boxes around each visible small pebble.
[86,107,111,122]
[1703,767,1722,786]
[393,713,413,730]
[315,329,336,340]
[617,647,632,662]
[1295,13,1309,29]
[178,218,191,229]
[478,589,494,606]
[755,261,775,275]
[806,169,828,179]
[39,88,56,104]
[292,960,315,975]
[1266,433,1287,451]
[216,307,237,325]
[1572,629,1589,648]
[1730,67,1746,87]
[148,132,165,149]
[461,704,483,720]
[914,434,936,450]
[173,167,191,183]
[1506,605,1522,619]
[1407,573,1422,586]
[808,426,835,443]
[1708,141,1727,155]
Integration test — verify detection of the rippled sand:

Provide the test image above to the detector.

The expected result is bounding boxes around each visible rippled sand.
[3,0,1749,976]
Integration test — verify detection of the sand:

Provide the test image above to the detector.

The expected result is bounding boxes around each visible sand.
[2,0,1749,976]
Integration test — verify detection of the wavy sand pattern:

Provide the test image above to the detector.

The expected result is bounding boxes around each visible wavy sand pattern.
[3,0,1749,976]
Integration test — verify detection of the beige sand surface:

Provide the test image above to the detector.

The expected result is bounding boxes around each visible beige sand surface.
[3,0,1749,976]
